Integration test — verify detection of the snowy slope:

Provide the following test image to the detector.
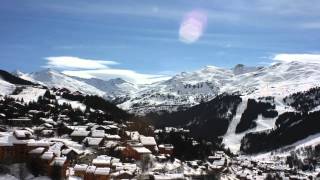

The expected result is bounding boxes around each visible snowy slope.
[0,79,15,96]
[118,66,234,113]
[119,61,320,113]
[10,86,47,103]
[223,61,320,98]
[74,77,138,100]
[19,69,106,97]
[16,61,320,115]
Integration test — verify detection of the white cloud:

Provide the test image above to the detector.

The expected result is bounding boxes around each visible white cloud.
[44,56,170,84]
[63,69,170,84]
[273,53,320,63]
[45,56,118,69]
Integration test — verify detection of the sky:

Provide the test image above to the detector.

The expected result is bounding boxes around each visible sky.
[1,0,320,84]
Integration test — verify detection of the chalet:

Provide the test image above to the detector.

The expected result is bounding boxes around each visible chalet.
[83,137,104,148]
[122,141,152,160]
[7,117,32,127]
[94,125,110,132]
[114,162,137,172]
[105,134,121,141]
[70,130,90,142]
[41,151,55,175]
[91,130,105,138]
[85,165,96,180]
[29,147,46,156]
[27,141,50,148]
[94,167,111,180]
[139,135,158,153]
[153,174,185,180]
[132,146,152,160]
[41,129,55,137]
[28,147,47,175]
[74,164,88,178]
[50,157,69,179]
[106,125,119,135]
[111,170,135,179]
[62,148,82,163]
[92,155,111,167]
[125,131,140,141]
[13,130,33,140]
[158,144,174,155]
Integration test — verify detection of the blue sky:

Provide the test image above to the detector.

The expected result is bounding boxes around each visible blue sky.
[1,0,320,83]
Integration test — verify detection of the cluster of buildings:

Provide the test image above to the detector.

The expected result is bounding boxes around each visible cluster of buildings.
[0,129,69,178]
[72,155,138,180]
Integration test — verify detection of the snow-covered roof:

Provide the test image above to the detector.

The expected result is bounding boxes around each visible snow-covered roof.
[107,125,118,129]
[68,126,88,131]
[41,151,54,160]
[29,147,46,154]
[111,170,134,177]
[48,142,64,156]
[51,157,67,167]
[91,130,105,138]
[133,147,151,154]
[40,118,55,124]
[94,167,110,175]
[105,134,121,140]
[153,174,185,180]
[84,137,103,146]
[125,131,140,141]
[13,130,32,139]
[61,147,82,155]
[74,164,88,172]
[159,144,174,150]
[114,163,137,172]
[92,155,111,166]
[139,136,157,146]
[86,165,96,173]
[70,130,90,137]
[27,141,50,147]
[0,132,27,146]
[8,118,31,121]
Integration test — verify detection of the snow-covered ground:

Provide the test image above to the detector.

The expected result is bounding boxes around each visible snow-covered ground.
[223,98,248,153]
[10,86,46,103]
[56,96,87,111]
[0,79,15,96]
[19,69,106,97]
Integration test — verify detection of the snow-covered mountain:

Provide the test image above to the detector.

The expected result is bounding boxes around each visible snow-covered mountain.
[17,69,106,97]
[118,66,234,113]
[3,60,320,154]
[14,61,320,114]
[232,64,262,75]
[119,61,320,113]
[74,77,138,100]
[0,79,15,96]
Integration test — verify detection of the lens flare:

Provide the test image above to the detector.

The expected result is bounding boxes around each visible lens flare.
[179,10,207,44]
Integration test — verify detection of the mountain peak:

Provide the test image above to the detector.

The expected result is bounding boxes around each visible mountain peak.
[232,64,260,75]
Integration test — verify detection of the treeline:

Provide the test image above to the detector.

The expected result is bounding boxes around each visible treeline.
[156,129,222,160]
[146,94,242,140]
[60,90,132,121]
[0,69,35,85]
[240,111,320,154]
[284,86,320,113]
[236,99,278,133]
